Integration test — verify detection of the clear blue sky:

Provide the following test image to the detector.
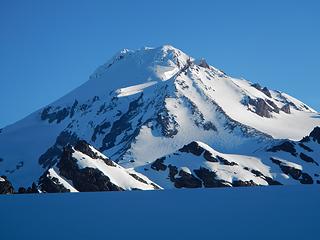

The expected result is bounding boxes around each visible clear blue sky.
[0,0,319,128]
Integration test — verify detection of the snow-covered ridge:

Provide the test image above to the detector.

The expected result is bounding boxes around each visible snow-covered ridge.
[137,141,279,189]
[38,140,160,193]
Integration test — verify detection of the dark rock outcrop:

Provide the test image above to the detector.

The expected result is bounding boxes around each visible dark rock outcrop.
[156,110,179,137]
[69,100,79,118]
[41,106,70,124]
[171,167,202,188]
[300,153,318,165]
[91,121,111,142]
[203,150,218,162]
[179,141,205,156]
[38,171,71,193]
[268,141,297,156]
[74,140,115,166]
[309,127,320,144]
[233,180,257,187]
[281,103,291,114]
[151,157,167,171]
[216,156,238,166]
[266,100,280,113]
[251,84,272,98]
[17,183,38,194]
[101,94,144,151]
[38,131,79,168]
[198,58,210,69]
[57,145,123,192]
[301,127,320,144]
[0,176,14,194]
[262,87,272,98]
[249,169,282,185]
[271,158,301,180]
[247,97,273,118]
[298,143,313,152]
[300,173,314,184]
[194,167,230,188]
[251,83,262,91]
[271,158,313,184]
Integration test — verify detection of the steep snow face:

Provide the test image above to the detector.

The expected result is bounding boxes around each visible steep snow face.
[38,141,160,192]
[70,147,159,191]
[45,168,78,193]
[0,45,319,188]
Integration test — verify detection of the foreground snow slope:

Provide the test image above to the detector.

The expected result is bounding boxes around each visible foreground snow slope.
[0,186,319,240]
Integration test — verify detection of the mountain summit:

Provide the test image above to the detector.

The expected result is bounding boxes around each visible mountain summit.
[0,45,319,192]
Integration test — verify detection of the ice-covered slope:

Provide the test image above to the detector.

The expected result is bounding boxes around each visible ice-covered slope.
[0,45,319,189]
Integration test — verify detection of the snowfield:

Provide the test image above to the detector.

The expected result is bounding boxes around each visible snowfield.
[0,186,319,240]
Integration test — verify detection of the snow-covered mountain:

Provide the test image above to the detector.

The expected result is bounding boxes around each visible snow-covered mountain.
[0,45,319,193]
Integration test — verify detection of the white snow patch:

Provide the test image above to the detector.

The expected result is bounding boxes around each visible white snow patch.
[116,81,157,97]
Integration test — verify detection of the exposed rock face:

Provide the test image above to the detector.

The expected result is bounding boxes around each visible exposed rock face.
[251,83,272,98]
[179,141,205,156]
[203,150,218,162]
[198,58,210,69]
[271,158,313,184]
[194,168,230,188]
[145,141,285,189]
[171,168,202,188]
[17,183,38,194]
[281,103,291,114]
[300,153,318,165]
[298,143,313,152]
[74,140,115,167]
[151,157,167,171]
[233,180,257,187]
[249,169,282,186]
[268,141,297,156]
[247,97,273,118]
[91,121,111,142]
[309,127,320,144]
[38,131,79,168]
[41,106,70,124]
[251,83,262,91]
[262,87,272,98]
[216,156,238,166]
[246,84,296,117]
[0,176,14,194]
[266,100,280,113]
[156,109,179,138]
[38,140,161,193]
[57,145,123,192]
[101,94,144,151]
[38,171,71,193]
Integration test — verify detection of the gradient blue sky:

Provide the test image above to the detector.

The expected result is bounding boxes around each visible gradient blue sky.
[0,0,319,128]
